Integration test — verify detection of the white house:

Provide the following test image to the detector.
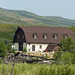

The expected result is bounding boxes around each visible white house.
[13,26,74,52]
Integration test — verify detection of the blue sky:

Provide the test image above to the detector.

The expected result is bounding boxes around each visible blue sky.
[0,0,75,20]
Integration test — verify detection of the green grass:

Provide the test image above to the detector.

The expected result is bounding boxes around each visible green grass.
[70,27,75,32]
[0,63,75,75]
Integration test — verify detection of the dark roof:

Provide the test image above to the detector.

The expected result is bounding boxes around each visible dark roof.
[18,26,75,43]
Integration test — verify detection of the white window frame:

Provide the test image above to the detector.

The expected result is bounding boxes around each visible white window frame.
[43,34,47,39]
[53,34,58,39]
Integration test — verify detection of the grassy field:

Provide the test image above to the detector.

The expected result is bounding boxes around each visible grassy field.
[0,63,75,75]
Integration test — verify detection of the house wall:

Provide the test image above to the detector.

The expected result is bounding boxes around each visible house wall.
[14,43,19,51]
[26,43,48,52]
[14,43,48,52]
[14,43,27,51]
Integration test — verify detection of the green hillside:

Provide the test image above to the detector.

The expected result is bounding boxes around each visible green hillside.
[0,8,75,27]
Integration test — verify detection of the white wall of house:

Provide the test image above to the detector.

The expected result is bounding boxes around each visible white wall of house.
[14,43,48,52]
[25,43,48,52]
[14,43,19,51]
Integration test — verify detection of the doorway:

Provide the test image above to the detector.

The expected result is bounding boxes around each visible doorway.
[19,42,23,51]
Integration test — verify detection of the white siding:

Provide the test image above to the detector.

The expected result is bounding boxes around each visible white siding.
[27,43,48,52]
[14,43,19,51]
[14,43,48,52]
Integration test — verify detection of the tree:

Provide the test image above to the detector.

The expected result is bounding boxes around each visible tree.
[0,41,7,58]
[7,42,12,52]
[54,36,75,64]
[59,36,75,53]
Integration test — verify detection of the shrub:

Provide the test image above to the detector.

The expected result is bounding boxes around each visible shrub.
[54,51,75,64]
[60,52,75,64]
[7,42,12,52]
[10,47,16,54]
[0,41,7,58]
[0,58,3,63]
[23,47,27,52]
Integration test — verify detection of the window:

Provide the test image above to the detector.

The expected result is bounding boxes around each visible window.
[33,34,37,39]
[39,45,42,49]
[18,35,19,39]
[32,45,35,51]
[63,34,68,39]
[23,35,24,39]
[53,34,58,39]
[43,34,47,39]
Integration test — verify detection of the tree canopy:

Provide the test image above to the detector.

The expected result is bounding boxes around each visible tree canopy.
[59,36,75,53]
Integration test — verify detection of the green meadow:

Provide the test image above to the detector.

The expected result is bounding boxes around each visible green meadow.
[0,63,75,75]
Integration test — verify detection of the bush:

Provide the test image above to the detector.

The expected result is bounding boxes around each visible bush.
[10,47,16,54]
[23,47,27,52]
[0,41,7,58]
[54,51,75,64]
[7,42,12,52]
[60,52,75,64]
[54,50,62,60]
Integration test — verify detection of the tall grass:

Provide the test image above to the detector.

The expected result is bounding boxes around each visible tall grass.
[0,63,75,75]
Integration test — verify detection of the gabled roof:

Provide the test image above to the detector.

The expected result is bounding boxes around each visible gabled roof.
[18,26,75,44]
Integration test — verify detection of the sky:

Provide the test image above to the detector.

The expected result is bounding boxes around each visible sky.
[0,0,75,20]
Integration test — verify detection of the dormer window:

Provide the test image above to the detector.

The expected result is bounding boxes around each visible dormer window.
[18,35,19,39]
[53,34,58,39]
[43,34,47,39]
[33,33,37,39]
[63,34,68,39]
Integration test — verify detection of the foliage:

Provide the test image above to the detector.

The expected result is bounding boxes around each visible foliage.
[59,36,75,53]
[10,47,16,54]
[60,52,75,64]
[23,47,27,52]
[0,41,7,58]
[0,63,75,75]
[0,58,3,63]
[54,50,62,60]
[7,42,12,52]
[54,36,75,64]
[70,27,75,32]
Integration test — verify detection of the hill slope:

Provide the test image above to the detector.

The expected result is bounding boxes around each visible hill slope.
[0,8,75,27]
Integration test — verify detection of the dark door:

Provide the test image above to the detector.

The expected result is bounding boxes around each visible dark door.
[32,45,35,51]
[19,42,23,51]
